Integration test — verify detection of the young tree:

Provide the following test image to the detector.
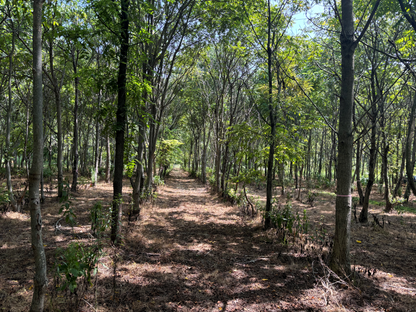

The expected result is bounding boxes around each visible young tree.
[111,0,130,244]
[330,0,380,275]
[30,0,48,310]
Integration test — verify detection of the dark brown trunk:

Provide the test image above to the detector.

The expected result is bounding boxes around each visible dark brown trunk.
[111,0,129,244]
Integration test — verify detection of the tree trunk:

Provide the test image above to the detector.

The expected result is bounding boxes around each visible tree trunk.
[406,94,416,195]
[25,96,30,179]
[279,161,285,195]
[201,126,210,184]
[71,48,79,192]
[359,105,377,223]
[93,89,101,186]
[330,0,356,275]
[111,0,129,245]
[105,134,111,183]
[355,139,364,205]
[132,122,145,214]
[30,1,48,310]
[6,19,16,210]
[306,129,312,181]
[318,129,325,176]
[264,0,276,229]
[383,133,393,212]
[393,149,406,197]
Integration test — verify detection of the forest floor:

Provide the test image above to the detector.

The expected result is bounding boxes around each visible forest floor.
[1,169,416,311]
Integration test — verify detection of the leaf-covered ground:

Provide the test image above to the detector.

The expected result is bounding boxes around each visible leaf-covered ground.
[1,169,416,311]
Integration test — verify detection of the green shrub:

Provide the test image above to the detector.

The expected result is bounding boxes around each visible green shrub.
[59,182,76,229]
[90,202,112,238]
[153,175,165,186]
[262,199,309,244]
[209,174,216,187]
[55,242,102,293]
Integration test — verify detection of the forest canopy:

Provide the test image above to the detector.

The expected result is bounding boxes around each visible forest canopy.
[2,0,416,310]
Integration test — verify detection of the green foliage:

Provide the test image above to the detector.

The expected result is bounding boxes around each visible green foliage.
[369,199,384,206]
[55,242,102,293]
[209,174,216,187]
[0,184,10,211]
[90,201,112,238]
[153,175,165,186]
[156,140,183,175]
[59,182,76,228]
[43,167,55,179]
[397,186,403,197]
[361,177,369,187]
[395,202,416,214]
[261,199,309,244]
[90,167,97,184]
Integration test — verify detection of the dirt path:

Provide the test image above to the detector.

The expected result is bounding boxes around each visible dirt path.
[114,170,321,311]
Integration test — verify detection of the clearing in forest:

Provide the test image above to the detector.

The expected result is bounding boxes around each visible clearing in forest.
[1,169,416,311]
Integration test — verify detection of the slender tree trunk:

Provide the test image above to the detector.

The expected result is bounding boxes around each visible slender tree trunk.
[146,104,157,191]
[105,134,111,183]
[132,123,145,213]
[215,137,221,191]
[330,0,356,275]
[318,130,325,176]
[111,0,129,244]
[221,142,229,195]
[306,130,312,180]
[71,48,79,192]
[279,161,285,195]
[383,134,393,212]
[25,97,30,179]
[360,104,378,223]
[393,149,406,197]
[94,89,101,186]
[201,126,210,184]
[328,131,334,182]
[355,139,364,205]
[30,1,48,310]
[6,19,16,210]
[264,0,276,229]
[295,163,298,189]
[406,94,416,195]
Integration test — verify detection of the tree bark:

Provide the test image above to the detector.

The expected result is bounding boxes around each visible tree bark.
[132,121,145,214]
[264,0,276,229]
[355,139,364,205]
[105,134,111,183]
[30,1,48,310]
[6,17,16,210]
[93,89,101,187]
[406,94,416,195]
[111,0,129,244]
[393,149,406,197]
[71,47,79,192]
[330,0,356,275]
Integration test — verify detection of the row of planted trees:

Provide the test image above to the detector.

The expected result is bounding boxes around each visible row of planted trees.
[3,0,416,310]
[175,0,416,277]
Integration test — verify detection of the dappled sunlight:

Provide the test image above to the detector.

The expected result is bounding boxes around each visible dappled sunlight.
[1,169,416,311]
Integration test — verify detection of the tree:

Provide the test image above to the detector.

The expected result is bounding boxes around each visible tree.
[30,0,48,310]
[111,0,130,244]
[330,0,381,275]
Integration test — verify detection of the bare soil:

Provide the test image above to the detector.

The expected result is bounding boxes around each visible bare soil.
[1,169,416,311]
